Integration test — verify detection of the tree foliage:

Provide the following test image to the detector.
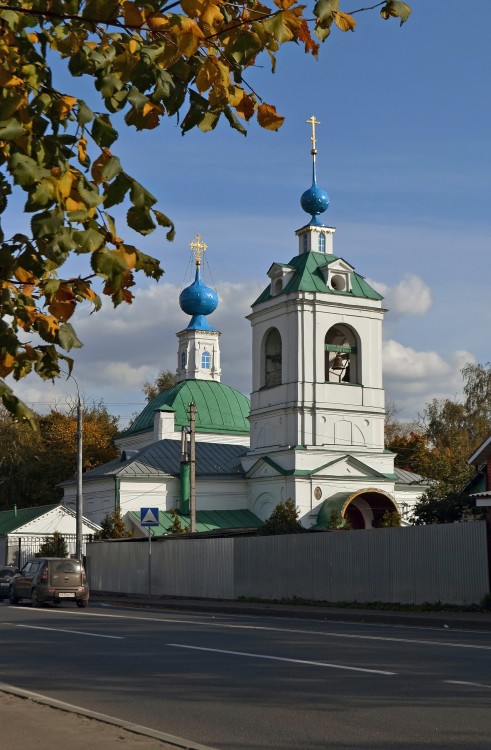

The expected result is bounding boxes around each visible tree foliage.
[0,1,411,424]
[0,400,118,509]
[262,498,305,534]
[36,530,68,557]
[385,363,491,525]
[142,368,178,401]
[94,506,132,539]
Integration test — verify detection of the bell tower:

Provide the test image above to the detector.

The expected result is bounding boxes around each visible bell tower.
[246,117,388,460]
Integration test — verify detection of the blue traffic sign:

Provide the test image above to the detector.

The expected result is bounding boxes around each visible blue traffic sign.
[140,507,160,526]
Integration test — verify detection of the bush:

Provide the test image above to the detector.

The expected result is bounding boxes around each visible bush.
[262,499,305,535]
[36,531,68,558]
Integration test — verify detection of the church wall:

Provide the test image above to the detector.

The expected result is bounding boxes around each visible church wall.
[116,431,250,454]
[63,479,116,525]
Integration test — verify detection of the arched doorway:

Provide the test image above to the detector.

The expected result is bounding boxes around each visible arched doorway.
[343,489,399,529]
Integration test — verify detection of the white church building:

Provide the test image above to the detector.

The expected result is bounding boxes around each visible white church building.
[61,120,425,534]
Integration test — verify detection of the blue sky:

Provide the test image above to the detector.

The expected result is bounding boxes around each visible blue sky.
[7,1,491,425]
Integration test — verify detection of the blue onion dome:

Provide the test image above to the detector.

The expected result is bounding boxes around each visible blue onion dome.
[300,181,330,223]
[179,266,218,317]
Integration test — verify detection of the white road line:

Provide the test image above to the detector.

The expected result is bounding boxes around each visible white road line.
[166,643,397,675]
[444,680,491,689]
[6,623,123,639]
[15,607,491,651]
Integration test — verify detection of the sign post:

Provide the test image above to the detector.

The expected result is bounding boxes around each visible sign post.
[140,507,159,596]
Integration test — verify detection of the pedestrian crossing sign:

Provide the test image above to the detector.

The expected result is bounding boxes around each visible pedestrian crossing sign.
[140,507,159,526]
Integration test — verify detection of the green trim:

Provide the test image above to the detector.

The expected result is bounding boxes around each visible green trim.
[180,464,190,514]
[325,344,357,353]
[129,508,263,536]
[114,476,120,510]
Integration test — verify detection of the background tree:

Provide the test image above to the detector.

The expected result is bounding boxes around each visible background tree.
[94,507,132,539]
[262,498,305,535]
[0,399,118,510]
[385,363,491,524]
[142,368,178,402]
[36,531,68,557]
[0,1,411,423]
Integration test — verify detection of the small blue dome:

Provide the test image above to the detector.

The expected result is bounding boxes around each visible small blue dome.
[179,267,218,318]
[300,181,330,218]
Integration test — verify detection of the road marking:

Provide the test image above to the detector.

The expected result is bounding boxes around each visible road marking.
[15,607,491,651]
[444,680,491,689]
[166,643,397,675]
[5,623,123,639]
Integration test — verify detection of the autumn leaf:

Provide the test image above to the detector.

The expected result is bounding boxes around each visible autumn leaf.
[57,95,77,119]
[257,103,284,131]
[334,11,356,32]
[123,1,146,27]
[48,287,77,322]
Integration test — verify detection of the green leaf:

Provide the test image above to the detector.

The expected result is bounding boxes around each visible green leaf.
[0,379,38,429]
[127,206,156,235]
[73,227,106,253]
[25,179,56,211]
[0,118,26,141]
[198,111,220,133]
[134,249,164,279]
[76,100,94,126]
[129,180,157,210]
[77,180,104,208]
[91,246,128,278]
[99,155,122,183]
[31,209,64,238]
[153,210,175,241]
[8,153,47,187]
[223,106,247,136]
[57,323,83,351]
[104,173,130,208]
[380,1,411,24]
[91,115,118,147]
[313,0,339,22]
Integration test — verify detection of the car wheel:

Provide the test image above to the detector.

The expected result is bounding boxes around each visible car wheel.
[31,588,41,608]
[76,599,88,608]
[9,589,19,605]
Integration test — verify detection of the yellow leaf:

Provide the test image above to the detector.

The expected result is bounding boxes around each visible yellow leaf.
[48,287,77,323]
[14,267,33,283]
[27,32,39,43]
[208,83,228,108]
[177,29,203,58]
[0,69,23,87]
[123,1,146,27]
[57,170,76,199]
[57,95,77,119]
[66,197,81,211]
[36,313,60,337]
[235,92,255,121]
[0,353,15,378]
[257,102,284,131]
[334,11,356,31]
[201,2,224,28]
[196,58,220,93]
[78,136,88,164]
[129,38,139,54]
[147,12,170,31]
[91,149,111,185]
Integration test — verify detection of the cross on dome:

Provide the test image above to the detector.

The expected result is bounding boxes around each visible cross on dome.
[189,233,207,266]
[300,115,330,226]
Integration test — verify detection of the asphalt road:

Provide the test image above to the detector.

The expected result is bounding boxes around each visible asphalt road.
[1,600,490,749]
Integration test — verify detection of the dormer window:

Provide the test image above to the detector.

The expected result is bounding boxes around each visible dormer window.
[318,232,326,253]
[302,233,308,253]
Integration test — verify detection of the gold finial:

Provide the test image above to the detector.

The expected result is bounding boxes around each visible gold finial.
[189,233,207,266]
[306,115,320,155]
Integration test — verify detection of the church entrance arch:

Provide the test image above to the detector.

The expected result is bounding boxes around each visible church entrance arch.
[342,489,399,529]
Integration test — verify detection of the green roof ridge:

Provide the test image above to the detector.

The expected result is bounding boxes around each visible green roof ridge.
[0,503,59,534]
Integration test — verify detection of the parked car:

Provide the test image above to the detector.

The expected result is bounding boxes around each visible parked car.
[9,557,89,608]
[0,566,19,600]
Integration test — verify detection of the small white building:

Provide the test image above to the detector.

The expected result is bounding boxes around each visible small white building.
[62,124,426,532]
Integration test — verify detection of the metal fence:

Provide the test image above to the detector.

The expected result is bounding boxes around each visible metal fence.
[86,521,490,606]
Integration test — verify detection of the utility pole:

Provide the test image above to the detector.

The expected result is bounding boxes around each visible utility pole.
[76,393,83,562]
[189,401,196,532]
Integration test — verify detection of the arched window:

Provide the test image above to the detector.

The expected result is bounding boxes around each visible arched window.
[181,351,187,370]
[201,351,211,369]
[264,328,282,387]
[302,233,308,254]
[318,232,326,253]
[325,325,359,384]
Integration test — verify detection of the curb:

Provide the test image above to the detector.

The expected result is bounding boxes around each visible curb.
[0,682,218,750]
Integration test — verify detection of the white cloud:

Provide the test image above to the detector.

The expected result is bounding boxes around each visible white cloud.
[383,340,475,418]
[368,274,432,318]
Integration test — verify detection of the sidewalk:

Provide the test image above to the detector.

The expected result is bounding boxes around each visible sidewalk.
[91,591,491,631]
[0,684,215,750]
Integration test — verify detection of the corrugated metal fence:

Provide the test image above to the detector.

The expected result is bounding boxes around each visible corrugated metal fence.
[87,521,490,606]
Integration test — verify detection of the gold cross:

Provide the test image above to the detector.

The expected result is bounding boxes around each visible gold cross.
[306,115,320,155]
[189,233,207,266]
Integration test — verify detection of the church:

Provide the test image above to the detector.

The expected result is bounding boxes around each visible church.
[61,119,425,534]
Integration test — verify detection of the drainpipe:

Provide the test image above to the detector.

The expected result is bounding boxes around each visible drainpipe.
[180,427,190,515]
[113,476,120,510]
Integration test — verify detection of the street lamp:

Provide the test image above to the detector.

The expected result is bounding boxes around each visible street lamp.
[62,371,83,561]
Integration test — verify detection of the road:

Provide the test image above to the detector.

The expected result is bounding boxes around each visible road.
[1,600,490,749]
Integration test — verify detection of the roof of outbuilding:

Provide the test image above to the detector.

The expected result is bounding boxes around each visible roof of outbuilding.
[129,508,263,536]
[253,251,383,306]
[70,439,249,482]
[0,504,58,534]
[121,379,250,438]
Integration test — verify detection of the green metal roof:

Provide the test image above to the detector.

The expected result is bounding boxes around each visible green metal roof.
[0,504,58,534]
[253,251,383,306]
[122,380,250,438]
[129,508,263,536]
[311,493,353,529]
